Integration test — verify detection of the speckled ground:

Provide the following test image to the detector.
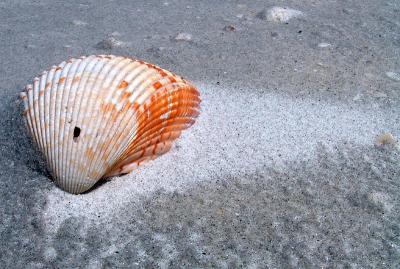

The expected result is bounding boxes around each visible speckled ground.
[0,0,399,268]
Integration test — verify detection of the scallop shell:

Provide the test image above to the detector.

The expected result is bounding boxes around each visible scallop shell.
[20,55,201,194]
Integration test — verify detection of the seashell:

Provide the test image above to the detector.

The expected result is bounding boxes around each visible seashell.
[20,55,201,194]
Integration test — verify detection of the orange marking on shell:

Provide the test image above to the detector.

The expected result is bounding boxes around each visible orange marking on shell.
[39,90,44,97]
[45,82,52,90]
[169,77,177,83]
[85,147,96,162]
[90,170,101,178]
[101,103,116,113]
[118,80,129,89]
[121,91,132,99]
[158,70,168,77]
[59,77,66,84]
[153,81,163,90]
[72,76,80,84]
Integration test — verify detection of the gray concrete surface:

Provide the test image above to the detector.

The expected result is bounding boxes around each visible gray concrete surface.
[0,0,399,268]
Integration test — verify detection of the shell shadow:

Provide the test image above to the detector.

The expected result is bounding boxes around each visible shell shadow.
[0,95,51,179]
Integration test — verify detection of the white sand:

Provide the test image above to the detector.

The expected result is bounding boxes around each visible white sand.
[43,82,398,234]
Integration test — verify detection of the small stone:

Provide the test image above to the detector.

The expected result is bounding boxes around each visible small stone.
[386,71,400,81]
[44,247,57,262]
[318,42,331,48]
[174,33,192,41]
[236,14,244,19]
[373,92,387,98]
[367,192,393,212]
[223,25,236,32]
[95,37,125,49]
[72,20,88,26]
[255,10,268,20]
[375,132,396,146]
[24,44,36,49]
[353,93,362,101]
[110,31,122,37]
[258,7,303,22]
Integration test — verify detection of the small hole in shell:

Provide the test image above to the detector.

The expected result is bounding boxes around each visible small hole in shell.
[73,127,81,142]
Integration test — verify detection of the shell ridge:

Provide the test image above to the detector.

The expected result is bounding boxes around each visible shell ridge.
[43,67,57,177]
[121,98,200,158]
[52,61,76,181]
[106,82,200,175]
[38,72,51,166]
[48,61,68,183]
[86,61,157,176]
[52,61,75,187]
[68,56,113,193]
[86,59,153,180]
[95,66,164,176]
[55,59,83,188]
[31,78,46,156]
[103,83,183,172]
[25,86,41,153]
[70,56,129,193]
[60,57,95,190]
[67,57,111,193]
[116,115,197,169]
[21,90,36,147]
[58,57,92,191]
[73,57,135,189]
[62,56,102,192]
[82,59,144,182]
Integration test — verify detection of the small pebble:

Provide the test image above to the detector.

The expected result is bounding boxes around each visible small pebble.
[95,37,125,49]
[24,44,36,49]
[353,93,362,101]
[385,71,400,81]
[43,247,57,262]
[318,42,331,48]
[174,33,192,41]
[110,31,122,37]
[257,7,303,22]
[72,20,88,26]
[373,92,387,98]
[223,25,236,32]
[368,192,393,212]
[375,132,396,146]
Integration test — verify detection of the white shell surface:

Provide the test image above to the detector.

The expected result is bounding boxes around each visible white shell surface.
[21,55,201,194]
